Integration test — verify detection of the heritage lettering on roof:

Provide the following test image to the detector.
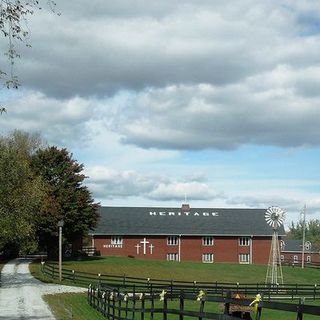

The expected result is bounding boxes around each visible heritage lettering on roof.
[149,211,219,217]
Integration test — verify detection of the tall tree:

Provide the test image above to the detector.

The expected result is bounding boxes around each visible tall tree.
[31,147,99,257]
[0,130,44,256]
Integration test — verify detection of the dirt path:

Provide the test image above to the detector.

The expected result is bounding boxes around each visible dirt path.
[0,258,86,319]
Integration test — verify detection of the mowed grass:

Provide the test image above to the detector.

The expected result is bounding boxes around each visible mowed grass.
[44,293,106,320]
[44,292,320,320]
[32,257,320,320]
[34,256,320,284]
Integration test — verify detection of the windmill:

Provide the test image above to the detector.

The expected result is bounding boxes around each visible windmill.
[265,206,285,285]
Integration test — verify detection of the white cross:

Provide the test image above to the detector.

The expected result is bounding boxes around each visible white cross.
[135,244,141,255]
[149,244,154,255]
[140,238,149,255]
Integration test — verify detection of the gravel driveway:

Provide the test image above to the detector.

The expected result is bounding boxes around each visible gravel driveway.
[0,258,86,319]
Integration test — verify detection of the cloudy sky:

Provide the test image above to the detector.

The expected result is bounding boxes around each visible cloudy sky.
[1,0,320,226]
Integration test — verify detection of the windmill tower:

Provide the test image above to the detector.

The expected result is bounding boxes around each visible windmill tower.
[265,206,285,285]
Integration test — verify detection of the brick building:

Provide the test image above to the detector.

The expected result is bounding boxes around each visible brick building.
[90,205,285,265]
[280,239,320,265]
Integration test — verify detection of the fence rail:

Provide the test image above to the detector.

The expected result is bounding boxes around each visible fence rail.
[42,263,320,300]
[87,285,320,320]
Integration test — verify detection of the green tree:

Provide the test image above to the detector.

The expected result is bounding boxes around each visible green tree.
[287,219,320,251]
[31,146,99,257]
[0,130,44,256]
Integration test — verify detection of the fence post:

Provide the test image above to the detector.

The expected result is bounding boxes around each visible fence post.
[179,291,184,320]
[150,291,154,320]
[118,292,121,320]
[112,290,116,320]
[170,280,173,300]
[163,294,168,320]
[314,284,317,300]
[107,291,111,318]
[199,299,205,320]
[72,270,75,283]
[255,303,262,320]
[52,264,54,279]
[123,274,126,286]
[103,291,107,317]
[296,298,304,320]
[141,293,145,320]
[224,290,231,315]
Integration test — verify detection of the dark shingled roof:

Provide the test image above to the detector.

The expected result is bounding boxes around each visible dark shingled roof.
[91,206,286,236]
[282,240,312,252]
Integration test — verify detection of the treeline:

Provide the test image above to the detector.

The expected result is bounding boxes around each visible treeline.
[287,219,320,251]
[0,130,99,258]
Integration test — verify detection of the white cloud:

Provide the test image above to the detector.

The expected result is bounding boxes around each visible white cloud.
[85,166,222,201]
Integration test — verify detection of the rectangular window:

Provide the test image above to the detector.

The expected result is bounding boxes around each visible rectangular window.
[280,255,284,261]
[167,236,178,245]
[167,253,178,261]
[202,253,214,263]
[239,253,250,264]
[307,256,311,262]
[202,237,214,246]
[111,236,123,245]
[293,255,298,262]
[239,237,250,246]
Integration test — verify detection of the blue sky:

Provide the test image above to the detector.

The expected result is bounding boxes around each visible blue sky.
[1,0,320,226]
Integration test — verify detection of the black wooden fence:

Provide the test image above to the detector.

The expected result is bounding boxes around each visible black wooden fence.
[87,285,320,320]
[42,262,320,300]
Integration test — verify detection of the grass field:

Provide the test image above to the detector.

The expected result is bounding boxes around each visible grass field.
[31,257,320,320]
[44,293,106,320]
[31,256,320,284]
[44,292,320,320]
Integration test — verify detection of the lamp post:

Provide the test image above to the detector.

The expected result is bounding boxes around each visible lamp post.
[57,219,64,282]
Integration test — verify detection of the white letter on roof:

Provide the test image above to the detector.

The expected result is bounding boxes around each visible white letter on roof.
[150,212,157,216]
[168,212,175,216]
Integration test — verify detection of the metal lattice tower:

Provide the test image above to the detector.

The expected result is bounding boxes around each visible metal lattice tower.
[265,206,285,286]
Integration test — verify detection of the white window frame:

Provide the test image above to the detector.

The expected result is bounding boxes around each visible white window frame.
[202,236,214,246]
[280,255,284,261]
[167,253,178,261]
[167,236,178,245]
[239,237,250,246]
[202,253,214,263]
[239,253,250,264]
[307,255,311,262]
[111,236,123,245]
[293,255,298,262]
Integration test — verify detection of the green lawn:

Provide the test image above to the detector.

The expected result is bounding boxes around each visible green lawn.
[32,256,320,284]
[44,293,106,320]
[44,292,320,320]
[31,257,320,320]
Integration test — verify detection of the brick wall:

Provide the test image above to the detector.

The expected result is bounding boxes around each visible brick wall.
[93,235,274,265]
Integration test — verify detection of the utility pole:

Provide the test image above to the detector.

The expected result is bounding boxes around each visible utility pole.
[58,220,64,281]
[301,205,306,269]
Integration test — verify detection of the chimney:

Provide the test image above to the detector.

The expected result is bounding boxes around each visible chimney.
[181,203,190,212]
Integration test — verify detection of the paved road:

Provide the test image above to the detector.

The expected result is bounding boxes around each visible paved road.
[0,258,86,320]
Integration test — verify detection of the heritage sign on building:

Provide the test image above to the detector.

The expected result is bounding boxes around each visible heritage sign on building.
[89,205,286,264]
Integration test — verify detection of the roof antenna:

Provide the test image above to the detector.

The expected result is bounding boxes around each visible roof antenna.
[181,193,190,212]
